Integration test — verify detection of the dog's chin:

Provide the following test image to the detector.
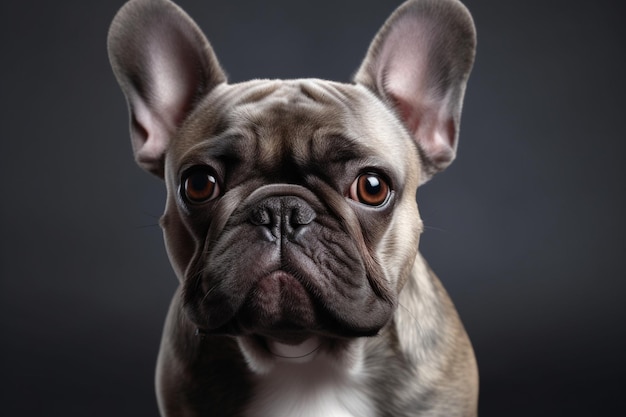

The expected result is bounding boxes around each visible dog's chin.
[237,333,366,375]
[189,270,382,374]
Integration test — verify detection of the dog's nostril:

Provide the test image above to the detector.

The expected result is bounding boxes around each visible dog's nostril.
[248,196,316,238]
[288,202,315,227]
[249,206,272,226]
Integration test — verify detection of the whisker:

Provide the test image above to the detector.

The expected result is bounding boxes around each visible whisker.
[398,302,419,324]
[201,284,218,304]
[422,225,450,234]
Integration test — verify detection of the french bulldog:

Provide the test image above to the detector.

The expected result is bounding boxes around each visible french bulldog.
[108,0,478,415]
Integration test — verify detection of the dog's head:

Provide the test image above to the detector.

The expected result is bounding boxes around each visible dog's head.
[108,0,475,370]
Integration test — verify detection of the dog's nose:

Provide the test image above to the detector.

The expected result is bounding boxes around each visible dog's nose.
[248,196,316,241]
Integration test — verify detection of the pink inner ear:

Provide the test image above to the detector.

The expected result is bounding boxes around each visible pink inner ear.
[392,91,422,137]
[108,0,227,178]
[354,0,475,181]
[422,120,456,167]
[393,92,456,167]
[378,19,458,173]
[147,44,189,126]
[129,94,169,176]
[145,29,205,129]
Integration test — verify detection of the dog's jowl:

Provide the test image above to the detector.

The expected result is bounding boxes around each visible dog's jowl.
[108,0,478,415]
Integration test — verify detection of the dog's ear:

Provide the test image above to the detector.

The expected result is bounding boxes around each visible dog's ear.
[355,0,476,183]
[108,0,226,177]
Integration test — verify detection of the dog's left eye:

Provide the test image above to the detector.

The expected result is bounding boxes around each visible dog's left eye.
[181,168,220,204]
[350,173,391,206]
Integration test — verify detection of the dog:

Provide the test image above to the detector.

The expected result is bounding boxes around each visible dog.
[108,0,477,415]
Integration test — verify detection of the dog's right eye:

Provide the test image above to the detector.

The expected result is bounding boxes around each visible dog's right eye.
[181,168,220,204]
[349,172,391,207]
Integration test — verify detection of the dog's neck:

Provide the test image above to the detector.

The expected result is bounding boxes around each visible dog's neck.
[243,342,375,417]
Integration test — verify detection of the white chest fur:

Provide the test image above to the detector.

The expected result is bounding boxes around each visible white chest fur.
[243,351,375,417]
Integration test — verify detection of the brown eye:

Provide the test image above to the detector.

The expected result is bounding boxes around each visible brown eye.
[182,169,220,203]
[350,173,391,206]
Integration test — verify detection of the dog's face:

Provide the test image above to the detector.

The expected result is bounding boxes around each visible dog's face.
[109,0,475,370]
[164,79,422,343]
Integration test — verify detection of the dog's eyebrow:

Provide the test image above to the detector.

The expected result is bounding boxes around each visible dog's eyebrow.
[196,126,367,158]
[204,133,247,160]
[195,129,256,158]
[174,132,246,170]
[312,134,371,164]
[178,126,387,180]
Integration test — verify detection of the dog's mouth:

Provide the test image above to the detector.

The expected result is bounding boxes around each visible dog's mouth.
[231,269,325,363]
[194,269,320,336]
[187,253,395,342]
[239,270,318,331]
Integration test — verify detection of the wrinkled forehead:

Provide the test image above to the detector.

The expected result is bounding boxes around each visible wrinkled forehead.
[170,79,417,176]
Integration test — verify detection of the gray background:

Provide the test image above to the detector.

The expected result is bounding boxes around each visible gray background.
[1,0,624,415]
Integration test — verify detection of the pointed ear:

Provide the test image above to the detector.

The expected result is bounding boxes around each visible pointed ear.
[355,0,476,183]
[107,0,226,177]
